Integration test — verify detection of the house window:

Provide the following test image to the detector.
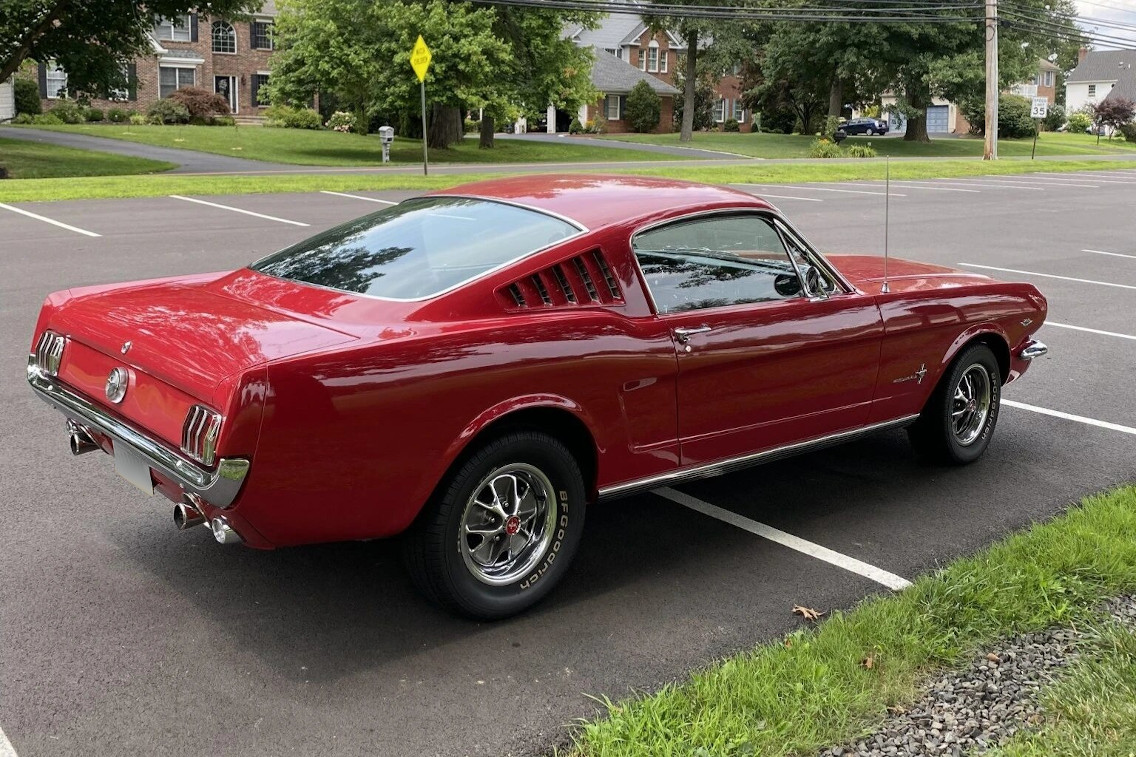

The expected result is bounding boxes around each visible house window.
[252,73,271,106]
[252,20,274,50]
[660,50,667,73]
[604,47,618,57]
[733,100,744,122]
[713,98,726,123]
[159,66,195,99]
[1088,84,1096,97]
[156,15,192,42]
[638,49,647,71]
[647,41,659,73]
[1044,71,1054,87]
[212,21,236,53]
[606,94,621,120]
[45,62,67,99]
[109,64,131,100]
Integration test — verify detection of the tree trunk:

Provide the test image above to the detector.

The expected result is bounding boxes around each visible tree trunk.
[902,84,931,143]
[680,27,698,142]
[827,78,844,118]
[479,114,495,149]
[427,104,462,149]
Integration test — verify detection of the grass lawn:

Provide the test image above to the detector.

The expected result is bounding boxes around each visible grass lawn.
[0,137,174,179]
[602,130,1136,159]
[571,485,1136,756]
[2,158,1135,203]
[10,124,683,166]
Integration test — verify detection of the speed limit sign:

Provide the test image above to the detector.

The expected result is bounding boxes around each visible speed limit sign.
[1031,97,1049,119]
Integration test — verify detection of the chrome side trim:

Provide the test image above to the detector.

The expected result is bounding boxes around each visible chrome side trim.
[27,357,249,508]
[597,414,920,501]
[1019,340,1048,361]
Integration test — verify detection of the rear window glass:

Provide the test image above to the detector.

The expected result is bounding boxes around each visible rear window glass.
[251,197,581,300]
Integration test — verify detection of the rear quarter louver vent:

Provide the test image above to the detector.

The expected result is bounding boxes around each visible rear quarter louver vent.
[498,249,623,309]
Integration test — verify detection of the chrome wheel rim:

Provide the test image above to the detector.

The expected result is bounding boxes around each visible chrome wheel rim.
[951,364,992,446]
[459,464,557,586]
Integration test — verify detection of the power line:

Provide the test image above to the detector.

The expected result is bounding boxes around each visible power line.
[1001,7,1136,44]
[1004,0,1136,35]
[474,0,984,22]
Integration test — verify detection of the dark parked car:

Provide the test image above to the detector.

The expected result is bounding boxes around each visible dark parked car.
[839,118,889,136]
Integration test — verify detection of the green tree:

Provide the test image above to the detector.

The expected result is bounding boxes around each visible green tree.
[625,79,661,133]
[0,0,258,94]
[672,59,716,131]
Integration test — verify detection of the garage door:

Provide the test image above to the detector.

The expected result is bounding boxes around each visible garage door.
[927,105,950,133]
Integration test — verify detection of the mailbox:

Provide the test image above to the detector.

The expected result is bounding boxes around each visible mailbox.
[379,126,395,163]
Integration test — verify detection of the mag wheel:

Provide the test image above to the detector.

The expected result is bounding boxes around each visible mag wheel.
[909,343,1001,465]
[403,431,586,620]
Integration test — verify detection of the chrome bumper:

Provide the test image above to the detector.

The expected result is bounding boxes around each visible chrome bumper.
[26,357,249,508]
[1019,340,1048,361]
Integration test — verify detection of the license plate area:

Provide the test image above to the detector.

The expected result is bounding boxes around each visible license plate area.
[114,442,155,495]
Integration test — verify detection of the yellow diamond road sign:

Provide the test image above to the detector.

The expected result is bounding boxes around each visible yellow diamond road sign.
[410,36,432,82]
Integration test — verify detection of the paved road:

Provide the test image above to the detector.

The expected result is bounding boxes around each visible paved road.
[1,175,1135,756]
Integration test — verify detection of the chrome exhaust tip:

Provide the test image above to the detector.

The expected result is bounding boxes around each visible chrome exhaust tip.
[210,517,242,545]
[69,428,99,456]
[174,499,206,530]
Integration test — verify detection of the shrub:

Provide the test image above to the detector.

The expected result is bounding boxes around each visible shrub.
[586,115,607,134]
[1068,111,1092,132]
[129,113,147,125]
[14,78,41,115]
[1120,122,1136,142]
[463,117,480,134]
[823,115,843,138]
[168,87,231,120]
[11,113,34,124]
[625,80,661,133]
[85,107,104,122]
[845,143,878,158]
[48,100,85,124]
[264,104,321,129]
[106,107,129,123]
[998,94,1037,138]
[146,98,190,125]
[569,117,583,134]
[723,118,740,132]
[30,112,63,125]
[211,115,236,127]
[809,138,844,158]
[1042,103,1065,132]
[325,110,356,133]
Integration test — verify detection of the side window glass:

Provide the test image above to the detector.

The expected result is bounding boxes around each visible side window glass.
[777,222,840,297]
[632,215,803,313]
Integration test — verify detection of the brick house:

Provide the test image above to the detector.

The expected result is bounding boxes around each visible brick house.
[573,49,679,133]
[30,2,277,120]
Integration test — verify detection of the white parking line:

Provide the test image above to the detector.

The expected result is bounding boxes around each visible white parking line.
[1004,400,1136,436]
[0,725,16,757]
[977,177,1100,188]
[1038,173,1136,184]
[958,263,1136,291]
[751,193,824,202]
[0,202,101,237]
[878,182,981,193]
[1046,322,1136,341]
[169,195,310,226]
[655,486,913,591]
[732,183,905,197]
[320,190,398,205]
[935,179,1045,191]
[1083,248,1136,260]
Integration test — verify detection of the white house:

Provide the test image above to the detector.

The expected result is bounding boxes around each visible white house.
[1066,48,1136,115]
[0,76,15,121]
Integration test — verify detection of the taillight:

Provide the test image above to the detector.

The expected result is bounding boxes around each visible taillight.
[34,331,65,376]
[181,404,222,466]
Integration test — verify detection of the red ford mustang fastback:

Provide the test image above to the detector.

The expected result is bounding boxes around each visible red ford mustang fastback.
[28,175,1048,618]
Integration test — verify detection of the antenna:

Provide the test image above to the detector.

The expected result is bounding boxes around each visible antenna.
[881,156,891,294]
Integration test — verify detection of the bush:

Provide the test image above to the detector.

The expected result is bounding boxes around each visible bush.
[211,115,236,127]
[106,107,129,123]
[586,115,607,134]
[264,104,322,129]
[625,80,661,133]
[14,78,41,115]
[809,138,844,158]
[999,94,1037,138]
[11,113,34,124]
[129,113,147,125]
[85,107,104,122]
[168,87,231,121]
[845,143,878,158]
[1120,122,1136,142]
[463,118,480,134]
[325,111,357,133]
[1068,111,1092,132]
[1042,103,1065,132]
[48,100,85,124]
[823,115,843,138]
[146,98,190,125]
[723,118,740,132]
[569,117,583,134]
[27,112,63,125]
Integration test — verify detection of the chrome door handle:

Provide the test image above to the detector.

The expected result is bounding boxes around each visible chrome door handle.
[673,326,712,343]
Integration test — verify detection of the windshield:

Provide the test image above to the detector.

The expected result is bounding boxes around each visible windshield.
[251,197,581,300]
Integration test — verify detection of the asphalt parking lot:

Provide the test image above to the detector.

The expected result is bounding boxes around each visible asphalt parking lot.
[2,171,1135,757]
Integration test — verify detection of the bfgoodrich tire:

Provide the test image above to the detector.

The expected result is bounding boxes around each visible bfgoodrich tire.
[908,343,1002,465]
[402,432,586,620]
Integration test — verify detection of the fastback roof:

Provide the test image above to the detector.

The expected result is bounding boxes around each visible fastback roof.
[430,174,769,230]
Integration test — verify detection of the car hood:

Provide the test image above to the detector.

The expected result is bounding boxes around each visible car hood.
[827,254,991,295]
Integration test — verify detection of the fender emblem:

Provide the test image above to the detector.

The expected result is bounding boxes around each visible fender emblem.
[893,363,928,385]
[121,340,132,354]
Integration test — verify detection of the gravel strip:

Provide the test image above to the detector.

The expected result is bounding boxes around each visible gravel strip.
[819,596,1136,757]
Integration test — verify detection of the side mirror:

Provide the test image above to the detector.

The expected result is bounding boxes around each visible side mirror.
[774,273,802,297]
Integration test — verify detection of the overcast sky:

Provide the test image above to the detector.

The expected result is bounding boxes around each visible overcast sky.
[1075,0,1136,48]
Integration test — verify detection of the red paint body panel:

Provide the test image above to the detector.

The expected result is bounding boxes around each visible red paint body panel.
[31,176,1047,549]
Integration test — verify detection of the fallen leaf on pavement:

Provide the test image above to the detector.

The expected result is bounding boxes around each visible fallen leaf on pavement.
[792,605,824,622]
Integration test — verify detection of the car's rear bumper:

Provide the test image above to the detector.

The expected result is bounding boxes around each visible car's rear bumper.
[27,356,249,508]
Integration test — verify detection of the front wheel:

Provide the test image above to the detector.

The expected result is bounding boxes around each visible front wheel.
[402,431,586,620]
[908,343,1001,465]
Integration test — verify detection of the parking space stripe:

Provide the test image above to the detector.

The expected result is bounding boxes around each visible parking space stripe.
[320,190,398,205]
[1083,248,1136,260]
[978,177,1099,188]
[876,182,981,193]
[1004,400,1136,436]
[731,183,905,197]
[1039,174,1136,184]
[750,193,824,202]
[0,725,16,757]
[1046,322,1136,341]
[934,179,1045,191]
[0,202,101,237]
[655,487,913,591]
[958,263,1136,291]
[168,195,310,226]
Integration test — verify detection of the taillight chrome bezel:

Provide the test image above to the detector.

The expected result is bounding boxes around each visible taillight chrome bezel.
[181,404,223,466]
[34,331,66,377]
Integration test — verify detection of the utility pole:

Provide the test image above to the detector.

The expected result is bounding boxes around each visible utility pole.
[984,0,999,160]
